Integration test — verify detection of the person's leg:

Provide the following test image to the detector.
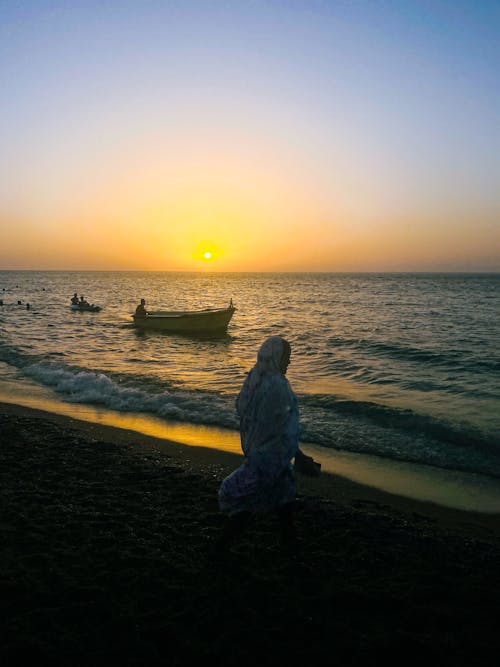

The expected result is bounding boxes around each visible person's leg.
[215,511,252,552]
[275,502,296,548]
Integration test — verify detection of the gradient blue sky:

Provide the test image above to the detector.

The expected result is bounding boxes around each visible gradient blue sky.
[1,0,499,270]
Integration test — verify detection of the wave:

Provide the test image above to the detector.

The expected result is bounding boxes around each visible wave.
[0,340,238,428]
[22,361,239,430]
[326,335,500,373]
[20,359,500,479]
[2,340,500,479]
[299,394,500,479]
[300,394,499,457]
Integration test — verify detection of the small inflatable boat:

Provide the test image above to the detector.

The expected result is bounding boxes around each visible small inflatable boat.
[70,304,102,312]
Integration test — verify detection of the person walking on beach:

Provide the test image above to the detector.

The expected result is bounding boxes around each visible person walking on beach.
[217,335,308,552]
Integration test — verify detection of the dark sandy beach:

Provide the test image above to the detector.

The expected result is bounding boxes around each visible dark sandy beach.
[2,402,500,666]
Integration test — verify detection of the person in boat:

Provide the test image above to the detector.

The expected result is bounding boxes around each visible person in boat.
[217,335,320,552]
[71,293,79,305]
[135,298,147,318]
[79,296,90,307]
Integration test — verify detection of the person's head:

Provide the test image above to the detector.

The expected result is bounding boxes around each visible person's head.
[140,298,145,305]
[257,336,292,376]
[74,293,77,297]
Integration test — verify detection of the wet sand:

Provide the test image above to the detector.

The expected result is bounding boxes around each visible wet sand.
[2,402,500,666]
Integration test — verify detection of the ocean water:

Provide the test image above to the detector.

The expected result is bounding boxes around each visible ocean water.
[1,271,499,481]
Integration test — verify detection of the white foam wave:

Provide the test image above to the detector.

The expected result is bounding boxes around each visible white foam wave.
[23,363,238,428]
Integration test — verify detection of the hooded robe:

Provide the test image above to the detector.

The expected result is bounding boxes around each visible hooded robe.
[218,336,299,515]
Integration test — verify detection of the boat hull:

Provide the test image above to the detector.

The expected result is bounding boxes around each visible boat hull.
[70,304,101,312]
[132,306,235,332]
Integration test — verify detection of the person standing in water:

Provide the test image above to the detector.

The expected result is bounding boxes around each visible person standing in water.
[217,335,310,551]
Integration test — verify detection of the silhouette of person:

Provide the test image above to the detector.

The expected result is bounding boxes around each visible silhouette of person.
[135,298,147,317]
[71,293,79,305]
[217,336,307,551]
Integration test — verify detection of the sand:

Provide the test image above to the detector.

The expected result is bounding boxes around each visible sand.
[1,401,500,666]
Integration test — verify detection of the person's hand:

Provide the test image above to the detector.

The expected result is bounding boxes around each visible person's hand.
[294,450,321,477]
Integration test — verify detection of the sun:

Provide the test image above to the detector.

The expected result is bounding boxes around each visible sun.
[193,241,221,265]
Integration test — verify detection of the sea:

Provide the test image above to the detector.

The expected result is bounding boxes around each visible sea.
[1,271,499,511]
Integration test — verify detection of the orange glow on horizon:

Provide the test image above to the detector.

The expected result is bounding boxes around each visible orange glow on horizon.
[1,133,499,272]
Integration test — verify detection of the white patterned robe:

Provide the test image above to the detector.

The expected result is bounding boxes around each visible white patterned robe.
[219,337,299,515]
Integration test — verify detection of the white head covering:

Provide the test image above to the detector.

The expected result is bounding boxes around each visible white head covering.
[236,336,289,417]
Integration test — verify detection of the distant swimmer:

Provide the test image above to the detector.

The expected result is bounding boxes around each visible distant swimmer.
[71,293,79,305]
[135,298,147,318]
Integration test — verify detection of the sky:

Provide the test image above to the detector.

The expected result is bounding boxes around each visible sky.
[1,0,499,271]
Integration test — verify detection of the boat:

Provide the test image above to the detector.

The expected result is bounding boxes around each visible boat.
[132,303,236,333]
[70,304,102,312]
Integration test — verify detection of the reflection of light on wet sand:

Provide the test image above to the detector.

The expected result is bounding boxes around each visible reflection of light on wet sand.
[0,385,242,454]
[1,370,500,514]
[303,443,500,514]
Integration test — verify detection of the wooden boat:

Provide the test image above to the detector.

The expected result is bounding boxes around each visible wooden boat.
[132,304,236,333]
[70,304,102,312]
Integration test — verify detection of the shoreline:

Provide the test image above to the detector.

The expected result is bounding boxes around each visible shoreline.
[2,364,500,514]
[2,400,499,542]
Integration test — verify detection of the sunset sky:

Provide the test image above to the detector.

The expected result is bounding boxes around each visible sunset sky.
[1,0,499,271]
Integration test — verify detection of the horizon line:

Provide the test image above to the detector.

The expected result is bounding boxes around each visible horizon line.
[1,269,499,274]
